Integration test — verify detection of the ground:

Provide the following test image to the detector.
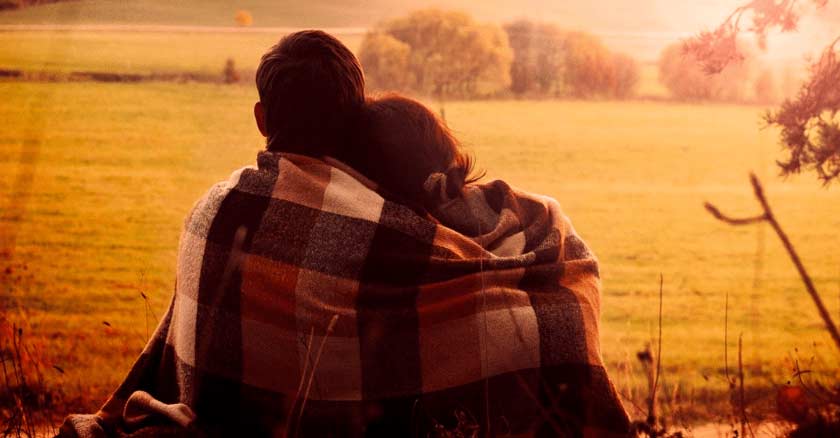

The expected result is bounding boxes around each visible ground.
[2,26,840,428]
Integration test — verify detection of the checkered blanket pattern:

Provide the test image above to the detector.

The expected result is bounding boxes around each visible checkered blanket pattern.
[58,151,629,437]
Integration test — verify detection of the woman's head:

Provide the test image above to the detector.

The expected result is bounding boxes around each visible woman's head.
[355,95,481,210]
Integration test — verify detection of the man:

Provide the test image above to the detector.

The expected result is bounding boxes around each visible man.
[59,31,629,437]
[252,30,365,159]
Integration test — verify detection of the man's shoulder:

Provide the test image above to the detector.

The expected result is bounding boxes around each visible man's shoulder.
[182,165,258,233]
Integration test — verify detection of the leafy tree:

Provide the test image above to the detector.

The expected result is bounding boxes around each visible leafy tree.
[360,9,512,100]
[562,31,617,98]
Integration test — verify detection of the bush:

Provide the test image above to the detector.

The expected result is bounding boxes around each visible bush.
[223,58,239,84]
[234,10,253,27]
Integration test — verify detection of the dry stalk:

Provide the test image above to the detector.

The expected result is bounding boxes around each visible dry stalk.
[293,314,339,438]
[649,274,664,427]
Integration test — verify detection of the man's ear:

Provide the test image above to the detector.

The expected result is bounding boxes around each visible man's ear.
[254,101,267,137]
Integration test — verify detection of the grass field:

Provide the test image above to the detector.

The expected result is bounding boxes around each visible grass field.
[0,30,363,75]
[3,79,840,422]
[1,23,840,427]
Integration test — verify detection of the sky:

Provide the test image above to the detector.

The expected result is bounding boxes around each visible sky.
[437,0,840,62]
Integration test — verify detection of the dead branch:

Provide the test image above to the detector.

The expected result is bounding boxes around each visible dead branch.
[705,173,840,353]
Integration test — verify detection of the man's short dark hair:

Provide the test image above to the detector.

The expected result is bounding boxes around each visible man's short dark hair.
[256,30,365,157]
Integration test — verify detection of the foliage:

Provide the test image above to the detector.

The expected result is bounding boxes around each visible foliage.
[359,9,512,99]
[561,31,617,98]
[658,42,755,102]
[765,38,840,184]
[357,32,413,91]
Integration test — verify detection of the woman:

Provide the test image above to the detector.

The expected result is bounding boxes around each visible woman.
[349,94,483,216]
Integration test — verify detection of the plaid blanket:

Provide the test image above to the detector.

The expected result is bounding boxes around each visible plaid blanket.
[58,151,630,437]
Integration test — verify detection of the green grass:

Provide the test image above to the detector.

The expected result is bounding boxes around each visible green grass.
[3,80,840,422]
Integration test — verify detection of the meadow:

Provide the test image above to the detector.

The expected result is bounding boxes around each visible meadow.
[2,28,840,427]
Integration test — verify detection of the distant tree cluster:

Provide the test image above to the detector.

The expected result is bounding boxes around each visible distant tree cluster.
[658,39,799,103]
[505,21,640,98]
[359,9,513,101]
[359,10,641,101]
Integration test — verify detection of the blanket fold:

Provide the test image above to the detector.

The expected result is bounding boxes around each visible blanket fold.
[59,151,629,437]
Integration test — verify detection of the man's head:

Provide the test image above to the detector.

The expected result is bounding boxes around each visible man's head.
[254,30,365,157]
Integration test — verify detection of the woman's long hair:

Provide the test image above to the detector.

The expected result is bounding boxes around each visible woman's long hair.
[351,94,483,212]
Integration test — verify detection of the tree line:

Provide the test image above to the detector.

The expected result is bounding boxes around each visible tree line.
[359,9,641,101]
[360,9,798,104]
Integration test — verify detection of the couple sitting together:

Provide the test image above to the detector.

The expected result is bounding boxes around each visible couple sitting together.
[59,31,630,438]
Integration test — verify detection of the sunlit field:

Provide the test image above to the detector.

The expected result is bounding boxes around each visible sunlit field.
[3,26,840,427]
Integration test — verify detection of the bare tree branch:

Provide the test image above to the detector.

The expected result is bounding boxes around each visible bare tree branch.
[706,173,840,353]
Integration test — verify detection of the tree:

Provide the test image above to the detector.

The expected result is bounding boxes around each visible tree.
[611,52,641,99]
[504,20,566,96]
[684,0,840,183]
[658,42,754,102]
[562,32,616,98]
[360,9,513,101]
[358,32,414,91]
